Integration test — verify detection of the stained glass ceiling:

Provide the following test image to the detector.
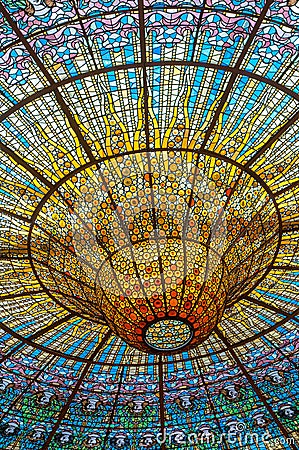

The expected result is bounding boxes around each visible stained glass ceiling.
[0,0,299,448]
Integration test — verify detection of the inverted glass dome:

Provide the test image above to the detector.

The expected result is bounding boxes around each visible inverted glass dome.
[0,0,299,449]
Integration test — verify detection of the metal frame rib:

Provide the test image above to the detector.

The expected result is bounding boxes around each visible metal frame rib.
[40,332,112,449]
[216,328,298,450]
[0,3,95,163]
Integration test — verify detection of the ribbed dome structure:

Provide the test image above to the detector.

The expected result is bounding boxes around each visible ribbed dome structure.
[0,0,298,448]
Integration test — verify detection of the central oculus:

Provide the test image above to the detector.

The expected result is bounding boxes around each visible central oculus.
[144,319,194,351]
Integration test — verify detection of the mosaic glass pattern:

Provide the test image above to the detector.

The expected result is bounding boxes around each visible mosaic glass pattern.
[0,0,299,448]
[144,320,193,351]
[32,154,280,353]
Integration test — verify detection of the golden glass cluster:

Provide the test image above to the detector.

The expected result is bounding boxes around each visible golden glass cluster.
[31,150,279,353]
